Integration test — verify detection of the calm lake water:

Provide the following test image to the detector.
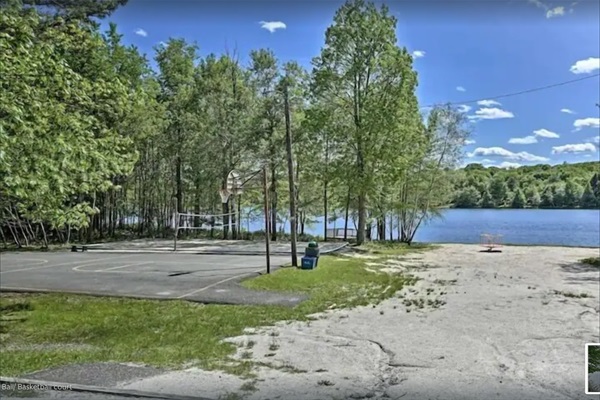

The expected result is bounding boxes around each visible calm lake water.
[244,209,600,248]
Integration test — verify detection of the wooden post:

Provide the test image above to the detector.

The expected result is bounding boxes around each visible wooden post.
[283,82,298,267]
[262,166,271,274]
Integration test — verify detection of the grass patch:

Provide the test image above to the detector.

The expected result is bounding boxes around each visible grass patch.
[357,241,435,256]
[0,243,427,377]
[242,255,418,309]
[581,257,600,268]
[0,244,70,253]
[553,290,593,299]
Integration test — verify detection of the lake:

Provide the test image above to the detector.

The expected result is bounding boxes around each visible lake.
[244,209,600,248]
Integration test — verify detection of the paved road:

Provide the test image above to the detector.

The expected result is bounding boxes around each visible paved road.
[0,252,306,305]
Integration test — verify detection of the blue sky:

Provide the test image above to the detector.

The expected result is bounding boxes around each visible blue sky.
[100,0,600,169]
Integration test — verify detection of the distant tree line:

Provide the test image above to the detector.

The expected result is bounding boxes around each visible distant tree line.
[450,162,600,209]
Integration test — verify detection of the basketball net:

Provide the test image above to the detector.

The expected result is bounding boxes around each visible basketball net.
[219,189,231,204]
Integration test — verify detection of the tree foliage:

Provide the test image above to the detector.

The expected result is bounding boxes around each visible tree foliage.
[11,0,590,249]
[449,161,599,209]
[0,7,137,239]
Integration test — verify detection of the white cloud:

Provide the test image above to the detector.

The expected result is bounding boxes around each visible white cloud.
[260,21,287,33]
[546,6,565,18]
[464,139,476,145]
[588,135,600,144]
[533,128,560,138]
[569,57,600,74]
[560,108,575,114]
[135,28,147,37]
[551,143,597,154]
[467,147,549,162]
[528,0,547,9]
[477,99,501,107]
[412,50,426,59]
[468,107,514,120]
[498,162,522,169]
[510,129,560,144]
[456,86,466,92]
[574,117,600,130]
[509,136,538,144]
[457,104,472,113]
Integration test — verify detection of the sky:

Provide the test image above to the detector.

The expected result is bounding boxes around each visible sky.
[100,0,600,169]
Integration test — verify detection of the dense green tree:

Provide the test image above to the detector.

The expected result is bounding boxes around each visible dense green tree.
[397,104,470,243]
[540,187,554,208]
[454,187,481,208]
[0,7,137,242]
[564,180,583,208]
[553,186,565,208]
[480,190,494,208]
[506,175,519,192]
[489,178,508,207]
[155,38,199,214]
[511,188,526,209]
[529,187,541,208]
[18,0,128,19]
[450,162,599,209]
[590,173,600,198]
[312,0,423,244]
[581,182,597,209]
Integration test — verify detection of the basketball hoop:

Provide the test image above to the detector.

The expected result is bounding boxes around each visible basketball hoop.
[219,188,231,204]
[227,170,244,196]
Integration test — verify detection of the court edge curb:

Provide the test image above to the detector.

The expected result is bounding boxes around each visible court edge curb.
[83,242,349,255]
[0,286,307,307]
[0,376,213,400]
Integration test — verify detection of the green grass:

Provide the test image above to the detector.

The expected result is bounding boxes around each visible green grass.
[552,290,593,299]
[581,257,600,267]
[356,241,435,256]
[0,243,426,377]
[0,243,70,253]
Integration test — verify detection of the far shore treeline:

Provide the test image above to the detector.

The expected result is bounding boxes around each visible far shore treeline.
[451,162,600,209]
[0,0,598,250]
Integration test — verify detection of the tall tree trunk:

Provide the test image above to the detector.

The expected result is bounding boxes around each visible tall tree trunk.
[0,224,7,247]
[40,223,48,248]
[176,155,183,215]
[283,83,298,266]
[323,181,328,242]
[343,189,351,241]
[357,192,367,244]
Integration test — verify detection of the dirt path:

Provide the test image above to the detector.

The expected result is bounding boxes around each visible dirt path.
[119,244,600,400]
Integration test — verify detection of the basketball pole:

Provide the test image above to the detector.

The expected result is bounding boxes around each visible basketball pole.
[283,81,298,267]
[173,197,179,251]
[262,165,271,274]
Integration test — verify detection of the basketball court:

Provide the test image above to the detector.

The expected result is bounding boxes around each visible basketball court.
[0,251,307,305]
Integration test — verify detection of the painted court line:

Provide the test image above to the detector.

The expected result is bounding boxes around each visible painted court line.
[72,261,153,273]
[176,268,263,299]
[0,254,135,274]
[0,259,48,270]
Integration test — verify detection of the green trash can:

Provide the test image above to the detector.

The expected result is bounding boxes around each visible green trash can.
[304,241,320,262]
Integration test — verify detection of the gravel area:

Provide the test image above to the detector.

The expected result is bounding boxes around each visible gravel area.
[116,244,600,400]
